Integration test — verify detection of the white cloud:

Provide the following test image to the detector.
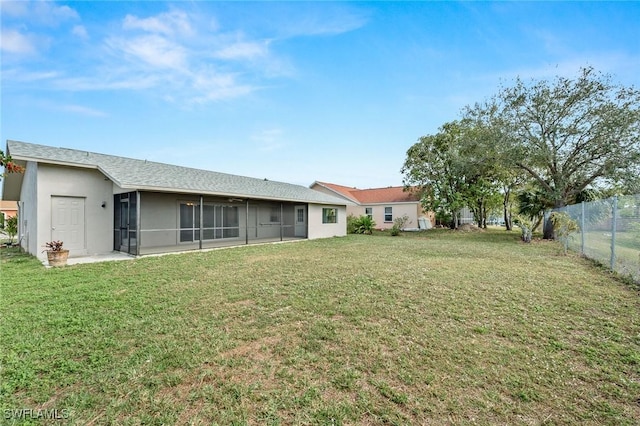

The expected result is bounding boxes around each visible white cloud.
[0,0,30,17]
[0,29,37,54]
[53,73,161,91]
[3,0,79,25]
[274,5,369,38]
[72,25,88,40]
[189,70,255,103]
[59,104,108,117]
[33,1,79,24]
[1,4,367,105]
[122,10,193,37]
[214,39,270,60]
[107,34,187,70]
[1,68,60,81]
[251,128,286,152]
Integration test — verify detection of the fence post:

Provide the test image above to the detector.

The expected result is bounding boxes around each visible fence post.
[581,201,585,255]
[610,196,617,271]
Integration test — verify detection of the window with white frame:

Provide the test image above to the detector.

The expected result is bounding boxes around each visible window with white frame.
[322,208,338,224]
[365,207,372,219]
[384,206,393,222]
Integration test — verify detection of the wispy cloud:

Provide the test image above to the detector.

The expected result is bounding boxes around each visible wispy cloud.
[0,0,78,24]
[213,39,271,61]
[0,29,37,54]
[106,34,188,70]
[2,68,61,82]
[1,2,368,106]
[272,4,370,38]
[122,9,193,37]
[1,0,79,58]
[59,104,108,117]
[251,128,286,152]
[72,25,88,40]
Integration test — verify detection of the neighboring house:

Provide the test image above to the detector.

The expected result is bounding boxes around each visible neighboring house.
[310,181,434,230]
[0,200,18,223]
[2,141,349,261]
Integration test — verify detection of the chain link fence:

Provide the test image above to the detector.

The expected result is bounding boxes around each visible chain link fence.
[555,195,640,283]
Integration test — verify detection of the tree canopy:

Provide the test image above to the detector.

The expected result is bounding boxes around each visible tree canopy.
[469,67,640,208]
[403,67,640,237]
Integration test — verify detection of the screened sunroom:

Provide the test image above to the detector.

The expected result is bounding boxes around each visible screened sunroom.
[114,191,310,255]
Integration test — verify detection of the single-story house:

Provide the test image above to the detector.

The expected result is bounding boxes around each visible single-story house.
[2,140,349,261]
[310,181,434,230]
[0,200,18,222]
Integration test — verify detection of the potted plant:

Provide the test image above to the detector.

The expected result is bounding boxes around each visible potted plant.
[43,240,69,267]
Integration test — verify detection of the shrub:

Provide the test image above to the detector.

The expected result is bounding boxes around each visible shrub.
[347,214,358,234]
[549,212,579,255]
[390,214,411,236]
[5,215,17,244]
[393,214,411,230]
[514,214,534,243]
[351,215,376,235]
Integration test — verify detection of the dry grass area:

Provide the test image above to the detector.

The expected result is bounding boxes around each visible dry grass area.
[1,229,639,425]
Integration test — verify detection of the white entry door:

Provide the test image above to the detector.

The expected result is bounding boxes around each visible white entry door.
[51,196,86,252]
[294,205,306,237]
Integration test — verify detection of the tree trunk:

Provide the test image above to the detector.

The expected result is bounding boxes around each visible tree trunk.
[543,199,566,239]
[532,215,543,234]
[482,204,488,229]
[503,188,512,231]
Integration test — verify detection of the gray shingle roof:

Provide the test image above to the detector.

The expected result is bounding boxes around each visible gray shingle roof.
[7,140,349,205]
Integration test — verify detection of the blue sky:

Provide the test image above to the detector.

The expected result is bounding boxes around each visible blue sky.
[2,1,639,188]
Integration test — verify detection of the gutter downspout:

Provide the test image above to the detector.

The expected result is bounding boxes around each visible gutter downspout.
[136,191,141,256]
[199,195,204,250]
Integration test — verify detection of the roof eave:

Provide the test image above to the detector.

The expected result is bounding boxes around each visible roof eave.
[310,181,360,204]
[118,185,348,205]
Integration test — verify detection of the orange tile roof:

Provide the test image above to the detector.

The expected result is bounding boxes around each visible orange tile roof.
[0,200,18,210]
[315,182,421,204]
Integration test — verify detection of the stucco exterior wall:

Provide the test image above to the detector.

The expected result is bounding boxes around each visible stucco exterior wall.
[35,164,113,259]
[18,161,38,256]
[307,204,347,239]
[347,202,425,230]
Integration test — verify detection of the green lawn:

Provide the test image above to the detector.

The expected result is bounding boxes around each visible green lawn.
[567,231,640,283]
[1,230,639,425]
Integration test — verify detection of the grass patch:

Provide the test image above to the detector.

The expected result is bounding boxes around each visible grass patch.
[1,229,639,424]
[568,231,640,283]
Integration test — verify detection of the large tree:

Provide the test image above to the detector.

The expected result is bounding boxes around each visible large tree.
[466,67,640,238]
[402,121,503,228]
[402,122,468,228]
